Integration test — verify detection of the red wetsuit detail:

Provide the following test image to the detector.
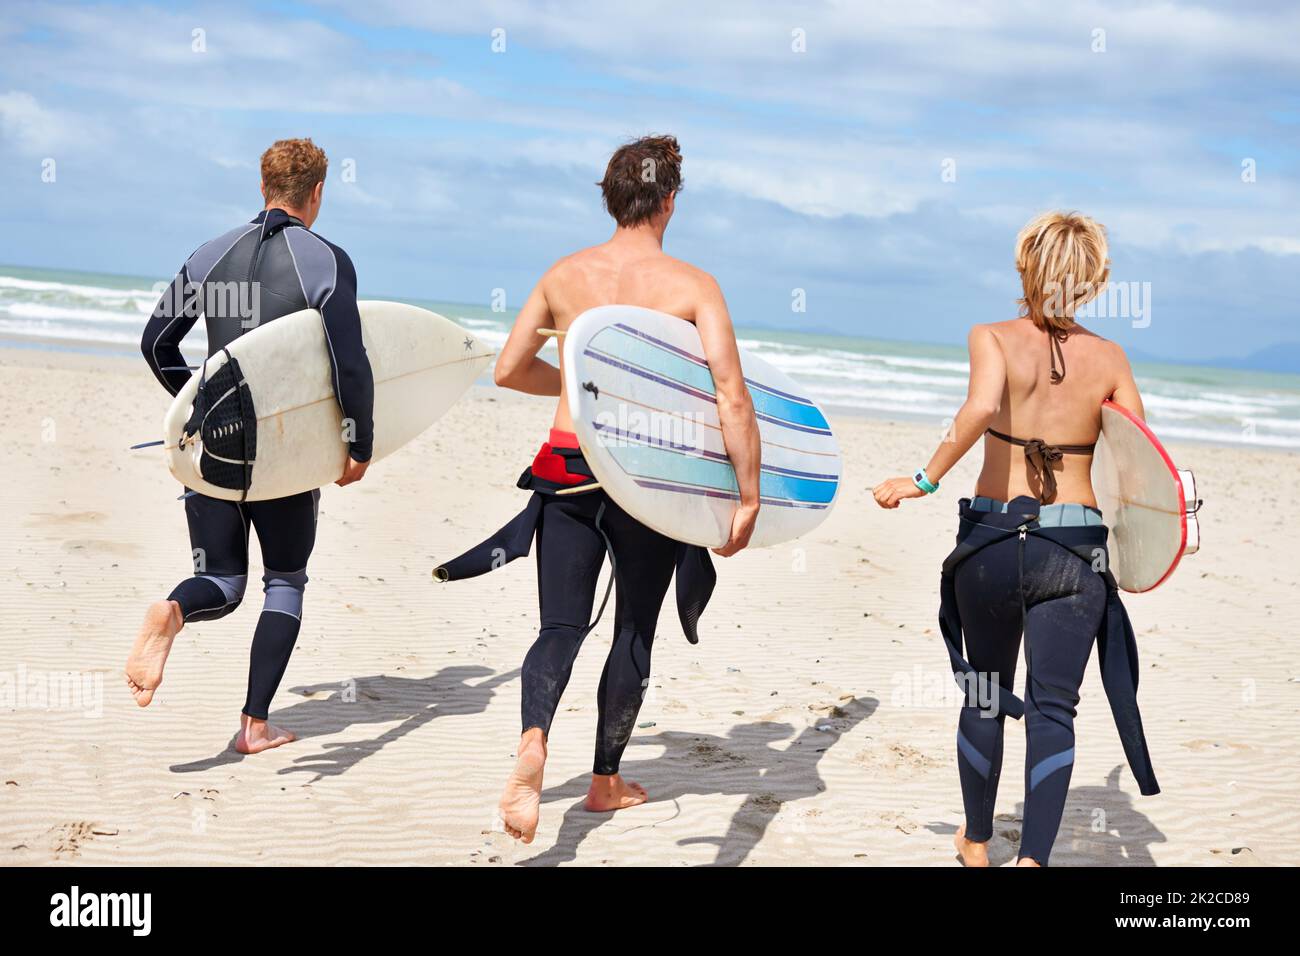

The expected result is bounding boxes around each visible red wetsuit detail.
[530,429,586,485]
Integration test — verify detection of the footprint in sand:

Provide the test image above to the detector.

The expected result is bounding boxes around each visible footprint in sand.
[876,810,919,834]
[24,511,107,527]
[62,539,140,556]
[1212,846,1262,865]
[690,741,748,766]
[1184,739,1251,752]
[854,742,945,773]
[48,821,118,857]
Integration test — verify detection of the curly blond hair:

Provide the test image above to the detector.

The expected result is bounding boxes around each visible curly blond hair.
[260,138,328,208]
[1014,211,1110,333]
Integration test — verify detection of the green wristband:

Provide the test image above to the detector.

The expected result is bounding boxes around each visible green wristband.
[912,468,939,494]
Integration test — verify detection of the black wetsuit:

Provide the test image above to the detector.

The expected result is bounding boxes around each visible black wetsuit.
[527,491,678,773]
[436,435,716,775]
[140,208,374,720]
[940,496,1158,865]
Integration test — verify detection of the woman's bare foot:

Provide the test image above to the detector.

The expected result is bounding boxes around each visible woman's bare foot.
[584,773,648,812]
[235,715,297,754]
[125,600,184,707]
[499,729,547,843]
[954,826,990,867]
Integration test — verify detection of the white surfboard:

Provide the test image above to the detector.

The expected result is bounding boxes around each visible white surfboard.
[164,300,494,501]
[563,305,842,548]
[1092,400,1200,592]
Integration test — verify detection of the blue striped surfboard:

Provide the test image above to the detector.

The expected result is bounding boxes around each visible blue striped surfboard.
[564,305,842,548]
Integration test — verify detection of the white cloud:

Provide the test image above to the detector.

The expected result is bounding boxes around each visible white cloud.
[0,0,1296,365]
[0,91,72,154]
[210,155,254,170]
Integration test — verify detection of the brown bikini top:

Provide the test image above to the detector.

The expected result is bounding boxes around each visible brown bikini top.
[986,428,1096,503]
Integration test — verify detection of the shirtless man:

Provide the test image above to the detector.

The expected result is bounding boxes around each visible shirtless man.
[474,135,761,842]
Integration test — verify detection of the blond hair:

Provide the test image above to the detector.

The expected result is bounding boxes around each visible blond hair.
[260,138,328,208]
[1014,211,1110,333]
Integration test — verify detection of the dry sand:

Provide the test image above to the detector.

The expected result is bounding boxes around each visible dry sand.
[2,345,1297,866]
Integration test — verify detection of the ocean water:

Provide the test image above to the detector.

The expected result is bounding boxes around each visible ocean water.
[4,263,1300,450]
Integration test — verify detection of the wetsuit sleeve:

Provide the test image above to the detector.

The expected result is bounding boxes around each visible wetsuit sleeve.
[318,244,375,462]
[141,263,200,396]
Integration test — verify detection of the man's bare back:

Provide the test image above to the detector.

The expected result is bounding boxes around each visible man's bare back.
[494,215,761,556]
[534,237,722,431]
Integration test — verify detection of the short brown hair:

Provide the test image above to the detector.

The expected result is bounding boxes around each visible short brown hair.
[1014,210,1110,333]
[598,135,682,227]
[260,138,328,208]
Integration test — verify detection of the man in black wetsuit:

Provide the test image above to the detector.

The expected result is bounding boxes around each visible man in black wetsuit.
[126,138,375,754]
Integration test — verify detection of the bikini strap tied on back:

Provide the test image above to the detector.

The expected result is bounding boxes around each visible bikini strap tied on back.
[1048,328,1069,384]
[986,429,1095,503]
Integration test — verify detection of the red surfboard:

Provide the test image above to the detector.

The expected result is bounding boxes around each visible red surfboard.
[1092,401,1200,592]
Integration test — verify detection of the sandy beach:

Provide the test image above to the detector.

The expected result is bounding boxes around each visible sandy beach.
[3,343,1297,867]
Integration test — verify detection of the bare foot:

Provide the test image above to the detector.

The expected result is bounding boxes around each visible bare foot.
[499,730,547,843]
[125,600,184,707]
[954,826,990,867]
[1017,856,1042,867]
[235,715,297,754]
[584,773,648,812]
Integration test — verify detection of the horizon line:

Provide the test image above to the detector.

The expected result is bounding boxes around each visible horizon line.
[2,259,1298,379]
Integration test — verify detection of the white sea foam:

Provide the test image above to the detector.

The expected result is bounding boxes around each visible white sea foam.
[4,268,1299,449]
[1,301,154,325]
[1151,423,1300,448]
[0,319,144,346]
[0,275,159,301]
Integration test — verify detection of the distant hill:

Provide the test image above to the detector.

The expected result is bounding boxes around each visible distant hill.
[1205,342,1300,374]
[1126,342,1300,376]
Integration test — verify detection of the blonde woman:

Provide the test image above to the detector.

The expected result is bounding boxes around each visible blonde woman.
[873,211,1159,866]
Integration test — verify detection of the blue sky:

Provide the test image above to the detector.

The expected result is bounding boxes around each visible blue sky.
[1,0,1297,367]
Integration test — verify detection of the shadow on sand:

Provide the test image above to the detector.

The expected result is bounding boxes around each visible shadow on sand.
[520,695,878,866]
[169,665,519,779]
[925,765,1165,865]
